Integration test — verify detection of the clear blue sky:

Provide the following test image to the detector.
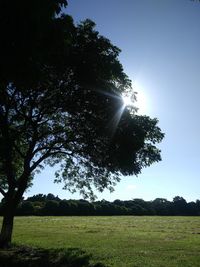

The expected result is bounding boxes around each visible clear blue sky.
[28,0,200,202]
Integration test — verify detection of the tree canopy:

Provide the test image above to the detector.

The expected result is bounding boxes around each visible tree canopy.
[0,0,164,247]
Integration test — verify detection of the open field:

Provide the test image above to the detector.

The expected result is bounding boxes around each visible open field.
[1,216,200,267]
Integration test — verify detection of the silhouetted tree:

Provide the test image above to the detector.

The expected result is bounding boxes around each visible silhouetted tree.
[46,193,60,201]
[186,201,198,216]
[43,200,59,216]
[152,198,171,215]
[196,200,200,215]
[172,196,187,215]
[26,194,47,202]
[3,193,200,216]
[17,201,34,216]
[0,0,164,247]
[58,200,71,216]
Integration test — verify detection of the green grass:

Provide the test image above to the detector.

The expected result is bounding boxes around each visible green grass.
[1,216,200,267]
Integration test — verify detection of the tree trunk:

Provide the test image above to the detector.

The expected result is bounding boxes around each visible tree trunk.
[0,177,29,248]
[0,209,15,248]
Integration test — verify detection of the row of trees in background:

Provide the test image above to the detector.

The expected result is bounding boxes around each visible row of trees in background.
[1,193,199,216]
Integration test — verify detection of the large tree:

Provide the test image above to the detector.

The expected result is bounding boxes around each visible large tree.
[0,0,164,247]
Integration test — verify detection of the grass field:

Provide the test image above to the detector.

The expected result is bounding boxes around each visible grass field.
[1,216,200,267]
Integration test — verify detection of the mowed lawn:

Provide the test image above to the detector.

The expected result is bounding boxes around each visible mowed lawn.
[1,216,200,267]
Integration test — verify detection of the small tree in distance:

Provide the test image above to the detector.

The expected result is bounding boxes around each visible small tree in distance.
[0,0,164,248]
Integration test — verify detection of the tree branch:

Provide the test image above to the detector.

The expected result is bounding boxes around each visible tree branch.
[30,151,53,172]
[30,148,72,172]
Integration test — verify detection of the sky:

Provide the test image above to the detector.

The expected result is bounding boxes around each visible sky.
[28,0,200,202]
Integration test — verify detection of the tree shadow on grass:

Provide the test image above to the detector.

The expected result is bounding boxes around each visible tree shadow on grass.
[0,245,106,267]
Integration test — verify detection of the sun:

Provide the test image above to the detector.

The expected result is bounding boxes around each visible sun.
[122,85,148,114]
[122,95,134,107]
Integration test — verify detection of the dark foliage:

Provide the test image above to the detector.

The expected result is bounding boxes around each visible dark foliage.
[2,193,199,217]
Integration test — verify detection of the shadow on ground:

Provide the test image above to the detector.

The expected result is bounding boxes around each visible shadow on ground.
[0,245,106,267]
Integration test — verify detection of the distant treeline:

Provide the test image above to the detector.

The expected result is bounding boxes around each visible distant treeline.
[1,193,200,216]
